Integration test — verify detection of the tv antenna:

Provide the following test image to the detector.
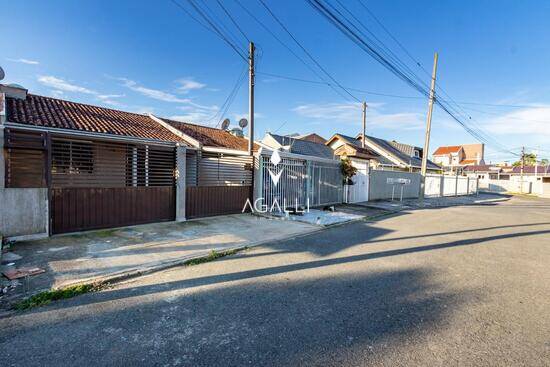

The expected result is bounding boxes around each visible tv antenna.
[221,118,230,130]
[239,118,248,129]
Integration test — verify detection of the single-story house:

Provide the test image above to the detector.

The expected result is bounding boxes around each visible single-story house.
[326,133,441,173]
[0,84,187,238]
[0,83,257,239]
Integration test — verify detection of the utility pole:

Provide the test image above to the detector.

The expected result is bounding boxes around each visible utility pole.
[419,52,439,201]
[248,41,255,156]
[361,101,367,148]
[520,146,525,194]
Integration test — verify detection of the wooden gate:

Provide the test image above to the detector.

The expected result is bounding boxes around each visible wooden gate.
[50,137,176,234]
[185,151,253,219]
[51,187,175,233]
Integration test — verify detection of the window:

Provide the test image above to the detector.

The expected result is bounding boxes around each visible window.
[52,140,94,175]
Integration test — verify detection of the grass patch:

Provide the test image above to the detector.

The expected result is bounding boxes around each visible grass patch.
[14,283,100,311]
[186,248,242,266]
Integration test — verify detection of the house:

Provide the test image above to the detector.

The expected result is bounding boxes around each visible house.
[261,132,336,160]
[0,83,256,239]
[289,132,327,145]
[256,132,343,208]
[152,117,257,219]
[326,133,441,173]
[432,143,485,172]
[0,84,187,238]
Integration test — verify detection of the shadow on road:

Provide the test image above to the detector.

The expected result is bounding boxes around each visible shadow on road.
[0,268,480,366]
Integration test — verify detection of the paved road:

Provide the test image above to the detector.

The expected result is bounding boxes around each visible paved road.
[1,196,549,366]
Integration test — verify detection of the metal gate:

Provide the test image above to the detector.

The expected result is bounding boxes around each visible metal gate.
[50,137,176,234]
[260,154,343,209]
[185,151,253,219]
[344,161,369,203]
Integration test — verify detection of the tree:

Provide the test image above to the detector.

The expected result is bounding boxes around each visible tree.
[340,158,357,184]
[541,158,549,166]
[512,153,537,166]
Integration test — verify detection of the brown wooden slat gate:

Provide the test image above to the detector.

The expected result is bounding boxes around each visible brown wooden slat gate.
[186,186,250,219]
[49,136,176,234]
[185,151,253,219]
[51,187,175,233]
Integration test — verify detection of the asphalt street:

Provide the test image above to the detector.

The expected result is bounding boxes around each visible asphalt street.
[1,196,549,366]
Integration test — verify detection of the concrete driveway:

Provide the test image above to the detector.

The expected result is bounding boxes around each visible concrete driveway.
[1,196,549,366]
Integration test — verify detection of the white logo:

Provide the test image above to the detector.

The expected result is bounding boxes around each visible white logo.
[268,150,283,186]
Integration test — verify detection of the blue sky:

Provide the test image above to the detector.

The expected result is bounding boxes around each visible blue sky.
[2,0,550,163]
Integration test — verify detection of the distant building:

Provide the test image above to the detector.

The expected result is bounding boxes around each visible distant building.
[432,143,484,172]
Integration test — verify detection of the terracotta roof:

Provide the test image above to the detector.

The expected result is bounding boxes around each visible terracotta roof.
[6,94,184,143]
[433,146,462,155]
[460,159,478,165]
[463,165,501,172]
[160,118,257,152]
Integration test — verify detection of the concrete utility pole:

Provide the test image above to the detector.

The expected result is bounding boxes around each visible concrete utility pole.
[520,146,525,194]
[248,42,255,156]
[361,101,367,148]
[419,52,439,201]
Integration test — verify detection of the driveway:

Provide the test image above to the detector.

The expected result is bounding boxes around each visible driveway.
[1,196,549,366]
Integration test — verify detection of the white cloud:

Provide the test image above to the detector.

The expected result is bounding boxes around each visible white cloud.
[118,78,191,103]
[38,75,97,95]
[176,78,206,94]
[292,102,423,130]
[482,105,550,137]
[7,58,39,65]
[97,94,125,107]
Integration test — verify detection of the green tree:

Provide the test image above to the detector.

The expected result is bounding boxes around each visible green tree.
[513,153,537,166]
[340,158,358,184]
[541,158,549,166]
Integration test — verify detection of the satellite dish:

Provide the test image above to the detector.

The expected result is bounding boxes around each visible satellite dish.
[221,118,230,130]
[0,66,5,81]
[239,118,248,128]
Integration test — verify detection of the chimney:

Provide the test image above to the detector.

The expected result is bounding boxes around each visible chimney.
[0,83,28,100]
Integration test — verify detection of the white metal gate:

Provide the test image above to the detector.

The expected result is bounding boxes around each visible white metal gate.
[260,155,342,209]
[345,161,369,203]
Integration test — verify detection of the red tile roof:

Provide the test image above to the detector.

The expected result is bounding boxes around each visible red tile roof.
[6,94,184,143]
[460,159,478,165]
[433,145,462,155]
[160,118,258,152]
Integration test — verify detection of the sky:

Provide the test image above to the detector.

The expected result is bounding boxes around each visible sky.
[2,0,550,163]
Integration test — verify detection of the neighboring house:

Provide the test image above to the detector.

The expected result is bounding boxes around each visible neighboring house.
[261,132,336,160]
[0,84,186,238]
[290,132,327,145]
[432,143,485,171]
[152,117,257,219]
[326,133,440,173]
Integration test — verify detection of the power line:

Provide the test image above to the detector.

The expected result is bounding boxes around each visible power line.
[181,0,248,62]
[258,0,360,103]
[306,0,518,156]
[215,0,250,43]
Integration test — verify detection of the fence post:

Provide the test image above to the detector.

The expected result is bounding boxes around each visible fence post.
[306,160,312,206]
[466,177,470,195]
[440,175,445,197]
[454,174,459,196]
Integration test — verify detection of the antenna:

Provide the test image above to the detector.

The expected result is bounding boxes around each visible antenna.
[0,66,5,81]
[239,118,248,129]
[221,118,230,130]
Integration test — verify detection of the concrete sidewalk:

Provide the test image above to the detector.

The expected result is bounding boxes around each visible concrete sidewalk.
[0,214,318,309]
[360,193,511,212]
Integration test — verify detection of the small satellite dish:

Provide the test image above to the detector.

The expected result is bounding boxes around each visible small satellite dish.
[221,118,230,130]
[239,118,248,128]
[0,66,5,81]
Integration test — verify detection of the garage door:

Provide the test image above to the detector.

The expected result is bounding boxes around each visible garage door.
[50,137,176,234]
